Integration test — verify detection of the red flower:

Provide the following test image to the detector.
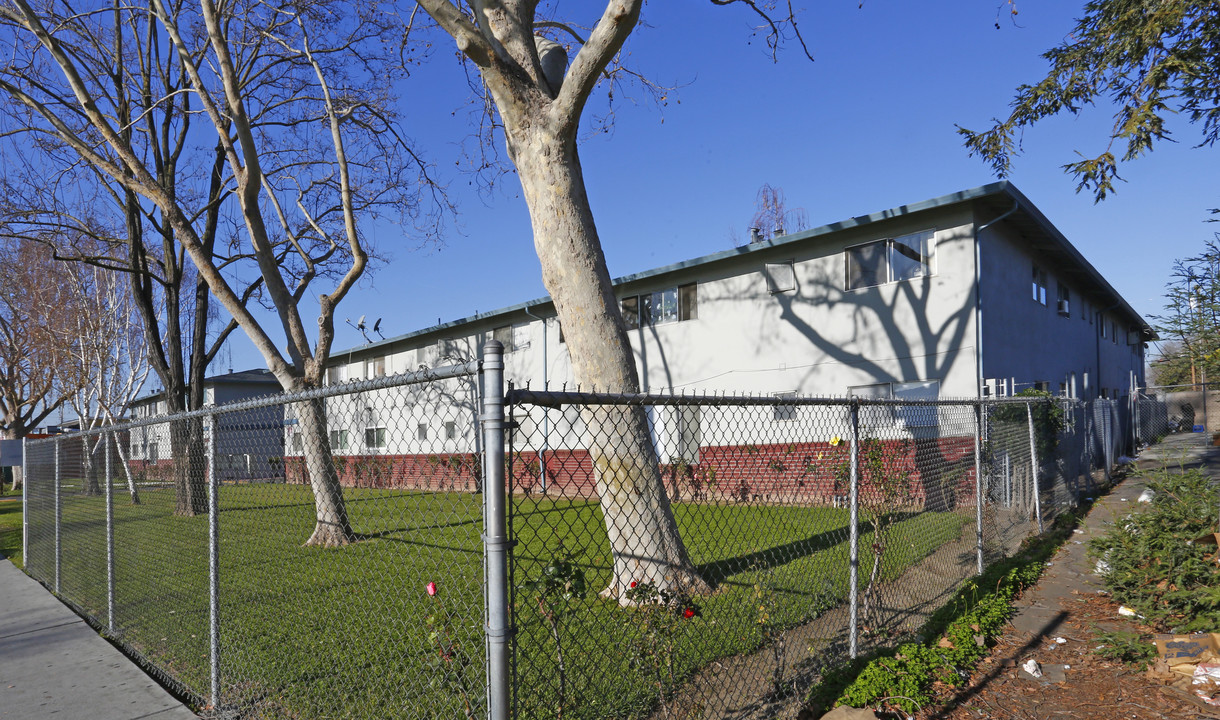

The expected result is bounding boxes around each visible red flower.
[682,608,696,619]
[426,581,438,597]
[629,581,637,589]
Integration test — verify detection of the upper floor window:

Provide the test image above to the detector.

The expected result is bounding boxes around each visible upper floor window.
[845,230,935,291]
[765,262,797,294]
[492,325,530,353]
[1056,284,1070,317]
[326,366,346,385]
[1032,265,1048,305]
[622,283,698,330]
[365,356,386,378]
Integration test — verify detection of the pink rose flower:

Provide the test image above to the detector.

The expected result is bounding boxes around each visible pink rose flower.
[426,581,438,597]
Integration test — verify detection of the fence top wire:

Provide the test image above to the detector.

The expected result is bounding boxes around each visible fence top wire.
[29,360,482,446]
[506,387,1060,409]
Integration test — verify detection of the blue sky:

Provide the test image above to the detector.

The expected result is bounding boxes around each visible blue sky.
[216,1,1216,374]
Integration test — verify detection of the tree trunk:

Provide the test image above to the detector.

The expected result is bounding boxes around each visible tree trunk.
[83,435,101,496]
[297,398,354,546]
[509,127,707,599]
[111,434,141,504]
[171,415,207,516]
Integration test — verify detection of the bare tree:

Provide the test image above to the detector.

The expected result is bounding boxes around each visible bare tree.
[414,1,809,597]
[750,183,808,242]
[0,0,444,544]
[62,259,151,503]
[0,239,80,491]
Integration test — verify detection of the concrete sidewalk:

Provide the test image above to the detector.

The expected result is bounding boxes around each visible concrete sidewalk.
[1007,430,1220,645]
[0,560,199,720]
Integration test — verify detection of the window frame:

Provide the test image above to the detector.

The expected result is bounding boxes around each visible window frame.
[364,426,387,449]
[765,261,797,294]
[844,230,936,291]
[621,282,698,329]
[772,391,798,422]
[1032,265,1048,305]
[365,356,386,378]
[329,429,349,451]
[1056,284,1071,317]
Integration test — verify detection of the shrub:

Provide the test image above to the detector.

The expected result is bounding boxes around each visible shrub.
[1089,467,1220,632]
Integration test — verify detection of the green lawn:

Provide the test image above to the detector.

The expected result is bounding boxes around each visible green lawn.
[18,483,970,719]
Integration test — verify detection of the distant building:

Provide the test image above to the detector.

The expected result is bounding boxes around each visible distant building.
[130,369,285,483]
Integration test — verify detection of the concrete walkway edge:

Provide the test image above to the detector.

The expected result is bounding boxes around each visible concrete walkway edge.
[0,559,200,720]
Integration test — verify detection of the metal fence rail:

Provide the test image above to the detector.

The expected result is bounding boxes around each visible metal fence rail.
[21,343,1128,720]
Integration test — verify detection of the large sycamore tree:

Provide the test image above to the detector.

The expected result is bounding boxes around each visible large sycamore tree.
[0,238,81,490]
[959,0,1220,207]
[414,0,808,598]
[0,0,443,544]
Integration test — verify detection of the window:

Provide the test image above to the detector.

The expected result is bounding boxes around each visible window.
[1034,381,1050,393]
[621,283,698,330]
[364,427,386,449]
[329,429,348,450]
[1032,266,1047,305]
[765,262,797,294]
[417,423,427,442]
[365,356,386,378]
[642,288,678,326]
[846,241,887,290]
[1099,316,1107,339]
[445,421,456,440]
[415,345,431,366]
[1111,321,1117,344]
[849,383,894,427]
[893,380,940,427]
[492,325,529,353]
[1057,284,1070,317]
[773,391,797,422]
[845,230,935,290]
[326,366,346,385]
[292,433,302,452]
[438,338,462,359]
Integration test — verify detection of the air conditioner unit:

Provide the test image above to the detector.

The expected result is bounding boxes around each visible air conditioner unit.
[1057,299,1070,316]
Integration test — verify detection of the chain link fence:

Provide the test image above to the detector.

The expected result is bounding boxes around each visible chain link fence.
[1136,382,1219,442]
[23,363,488,719]
[503,387,1117,719]
[21,343,1132,720]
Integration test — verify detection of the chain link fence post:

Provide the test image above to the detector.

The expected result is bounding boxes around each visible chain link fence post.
[54,440,61,593]
[207,417,221,712]
[21,437,27,562]
[481,341,510,720]
[973,402,984,576]
[1026,403,1044,534]
[848,400,861,659]
[105,431,116,635]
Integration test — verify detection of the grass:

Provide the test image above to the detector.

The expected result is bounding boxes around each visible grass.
[0,483,22,565]
[18,482,971,719]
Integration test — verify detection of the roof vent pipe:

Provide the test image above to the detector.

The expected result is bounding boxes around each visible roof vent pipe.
[749,227,762,243]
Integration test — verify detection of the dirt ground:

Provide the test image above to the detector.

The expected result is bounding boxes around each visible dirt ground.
[917,433,1220,720]
[924,590,1213,720]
